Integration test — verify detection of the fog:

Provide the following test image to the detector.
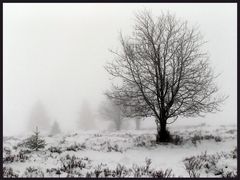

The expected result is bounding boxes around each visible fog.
[3,3,237,136]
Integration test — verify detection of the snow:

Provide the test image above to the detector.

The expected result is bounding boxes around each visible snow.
[3,124,237,177]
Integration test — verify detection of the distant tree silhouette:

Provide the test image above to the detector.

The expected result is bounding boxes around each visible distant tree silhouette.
[98,98,124,130]
[77,100,95,130]
[28,101,51,132]
[50,120,61,135]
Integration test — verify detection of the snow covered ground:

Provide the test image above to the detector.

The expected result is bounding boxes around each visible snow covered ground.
[3,124,237,177]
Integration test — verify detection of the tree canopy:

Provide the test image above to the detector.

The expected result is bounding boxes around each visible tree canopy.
[105,10,226,142]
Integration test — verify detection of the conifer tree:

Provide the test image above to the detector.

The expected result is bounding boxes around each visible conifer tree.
[25,127,46,151]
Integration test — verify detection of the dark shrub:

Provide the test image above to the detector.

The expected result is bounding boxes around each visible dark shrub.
[204,134,215,140]
[115,164,127,177]
[46,167,58,174]
[183,155,204,177]
[17,149,29,162]
[3,166,19,178]
[103,167,111,177]
[19,148,32,154]
[221,170,237,178]
[171,135,183,145]
[183,149,237,178]
[24,166,44,177]
[191,134,203,145]
[66,143,85,151]
[106,143,122,153]
[133,135,154,147]
[3,154,15,163]
[48,146,62,154]
[94,164,103,178]
[214,136,222,142]
[231,147,237,159]
[151,169,174,178]
[60,155,87,173]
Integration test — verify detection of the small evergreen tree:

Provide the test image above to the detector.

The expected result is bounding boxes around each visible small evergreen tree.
[25,127,46,151]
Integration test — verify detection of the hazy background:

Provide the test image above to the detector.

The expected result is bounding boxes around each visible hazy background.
[3,3,237,136]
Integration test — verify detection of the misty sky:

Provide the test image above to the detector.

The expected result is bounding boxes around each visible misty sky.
[3,3,237,136]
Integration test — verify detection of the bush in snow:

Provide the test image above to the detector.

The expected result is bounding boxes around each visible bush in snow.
[89,163,129,178]
[19,148,32,154]
[230,147,237,159]
[46,168,62,177]
[83,159,174,178]
[88,140,123,153]
[3,147,11,155]
[25,127,46,151]
[183,155,203,177]
[132,157,152,177]
[60,155,89,175]
[103,167,112,177]
[131,161,174,178]
[183,151,223,177]
[24,166,44,177]
[48,146,62,154]
[131,158,154,177]
[226,129,236,134]
[94,164,104,178]
[13,145,18,150]
[183,149,237,177]
[132,163,148,177]
[170,135,184,145]
[151,169,174,178]
[66,143,85,151]
[67,168,83,177]
[3,148,29,163]
[190,133,223,146]
[144,158,152,173]
[46,168,57,176]
[16,149,29,162]
[59,137,66,144]
[203,134,215,140]
[115,163,128,177]
[133,135,155,147]
[3,166,19,178]
[214,136,222,142]
[105,142,122,153]
[220,170,237,178]
[191,133,204,146]
[3,147,14,163]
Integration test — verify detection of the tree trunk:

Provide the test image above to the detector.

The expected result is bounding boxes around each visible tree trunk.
[156,118,171,143]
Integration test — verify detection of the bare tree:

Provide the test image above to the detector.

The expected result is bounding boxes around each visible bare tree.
[28,101,51,132]
[98,98,124,130]
[105,10,226,142]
